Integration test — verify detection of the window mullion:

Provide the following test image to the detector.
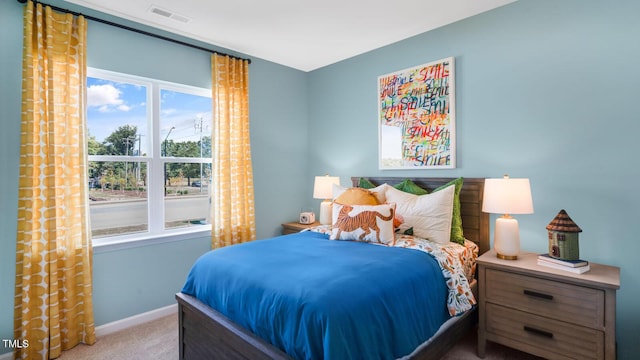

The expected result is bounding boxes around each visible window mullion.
[148,83,164,233]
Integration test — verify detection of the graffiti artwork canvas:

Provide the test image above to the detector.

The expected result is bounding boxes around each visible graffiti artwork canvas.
[378,57,455,169]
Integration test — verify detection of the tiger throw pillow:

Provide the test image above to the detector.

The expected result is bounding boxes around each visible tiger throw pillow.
[330,203,396,245]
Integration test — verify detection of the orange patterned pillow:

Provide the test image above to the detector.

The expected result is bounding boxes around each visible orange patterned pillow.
[334,187,380,205]
[330,203,396,245]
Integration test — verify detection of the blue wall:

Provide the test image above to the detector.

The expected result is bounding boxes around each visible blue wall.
[307,0,640,358]
[0,1,23,354]
[2,0,639,359]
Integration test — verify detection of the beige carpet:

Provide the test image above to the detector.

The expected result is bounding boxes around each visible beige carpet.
[59,313,179,360]
[59,313,541,359]
[440,328,542,360]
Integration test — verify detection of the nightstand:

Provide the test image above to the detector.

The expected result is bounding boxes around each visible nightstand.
[477,250,620,360]
[281,221,320,235]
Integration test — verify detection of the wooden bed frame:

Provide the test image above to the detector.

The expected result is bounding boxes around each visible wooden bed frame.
[176,177,489,360]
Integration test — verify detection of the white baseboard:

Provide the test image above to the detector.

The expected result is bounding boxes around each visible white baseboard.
[0,304,178,359]
[96,303,178,337]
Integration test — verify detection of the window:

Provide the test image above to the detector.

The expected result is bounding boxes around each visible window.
[87,68,212,245]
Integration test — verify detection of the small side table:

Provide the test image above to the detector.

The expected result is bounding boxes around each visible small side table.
[281,221,320,235]
[477,250,620,360]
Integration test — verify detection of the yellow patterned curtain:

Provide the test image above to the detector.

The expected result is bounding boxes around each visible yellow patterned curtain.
[14,2,95,359]
[211,54,256,248]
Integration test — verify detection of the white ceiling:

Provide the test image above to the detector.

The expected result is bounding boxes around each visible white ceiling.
[64,0,515,72]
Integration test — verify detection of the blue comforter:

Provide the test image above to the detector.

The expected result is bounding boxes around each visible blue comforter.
[181,231,449,360]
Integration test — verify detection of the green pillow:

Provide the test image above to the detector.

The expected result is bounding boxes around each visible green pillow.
[358,177,376,189]
[393,179,428,195]
[434,177,465,245]
[360,178,429,195]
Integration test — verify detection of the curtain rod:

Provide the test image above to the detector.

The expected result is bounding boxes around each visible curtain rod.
[17,0,251,64]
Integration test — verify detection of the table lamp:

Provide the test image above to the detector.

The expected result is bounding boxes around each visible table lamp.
[313,175,340,225]
[482,175,534,260]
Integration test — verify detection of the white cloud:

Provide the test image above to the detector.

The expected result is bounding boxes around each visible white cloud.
[87,84,130,112]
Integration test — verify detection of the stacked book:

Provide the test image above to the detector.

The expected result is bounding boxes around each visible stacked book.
[537,253,590,274]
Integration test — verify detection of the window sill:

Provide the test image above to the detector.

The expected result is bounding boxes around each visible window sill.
[93,226,211,254]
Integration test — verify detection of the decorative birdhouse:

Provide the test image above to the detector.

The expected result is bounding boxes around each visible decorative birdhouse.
[546,209,582,260]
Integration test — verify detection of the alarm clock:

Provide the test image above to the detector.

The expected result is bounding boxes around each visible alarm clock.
[299,211,315,225]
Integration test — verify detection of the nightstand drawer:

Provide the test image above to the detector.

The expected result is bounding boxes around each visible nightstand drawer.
[486,303,604,360]
[485,269,605,328]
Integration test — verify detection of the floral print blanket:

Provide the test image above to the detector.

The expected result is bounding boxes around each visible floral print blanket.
[393,235,477,316]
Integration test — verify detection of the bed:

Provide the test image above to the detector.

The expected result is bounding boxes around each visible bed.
[176,177,489,360]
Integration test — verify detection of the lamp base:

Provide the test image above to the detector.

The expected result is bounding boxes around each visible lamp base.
[319,200,332,225]
[496,253,518,260]
[494,216,520,260]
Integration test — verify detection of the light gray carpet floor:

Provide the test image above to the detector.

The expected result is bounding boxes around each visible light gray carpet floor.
[59,313,542,359]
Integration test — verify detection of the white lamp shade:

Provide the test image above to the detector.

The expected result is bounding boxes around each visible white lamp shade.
[313,175,340,200]
[482,177,534,215]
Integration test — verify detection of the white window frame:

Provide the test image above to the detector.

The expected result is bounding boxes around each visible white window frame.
[88,68,212,251]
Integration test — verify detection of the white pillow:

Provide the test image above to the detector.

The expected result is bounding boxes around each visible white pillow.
[330,203,396,245]
[383,184,455,244]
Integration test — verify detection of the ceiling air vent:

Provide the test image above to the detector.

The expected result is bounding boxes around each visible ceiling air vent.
[148,5,191,24]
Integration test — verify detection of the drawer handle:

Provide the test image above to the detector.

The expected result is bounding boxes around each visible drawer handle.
[524,326,554,339]
[523,289,554,301]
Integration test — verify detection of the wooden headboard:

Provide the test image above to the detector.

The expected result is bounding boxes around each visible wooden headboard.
[352,177,490,255]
